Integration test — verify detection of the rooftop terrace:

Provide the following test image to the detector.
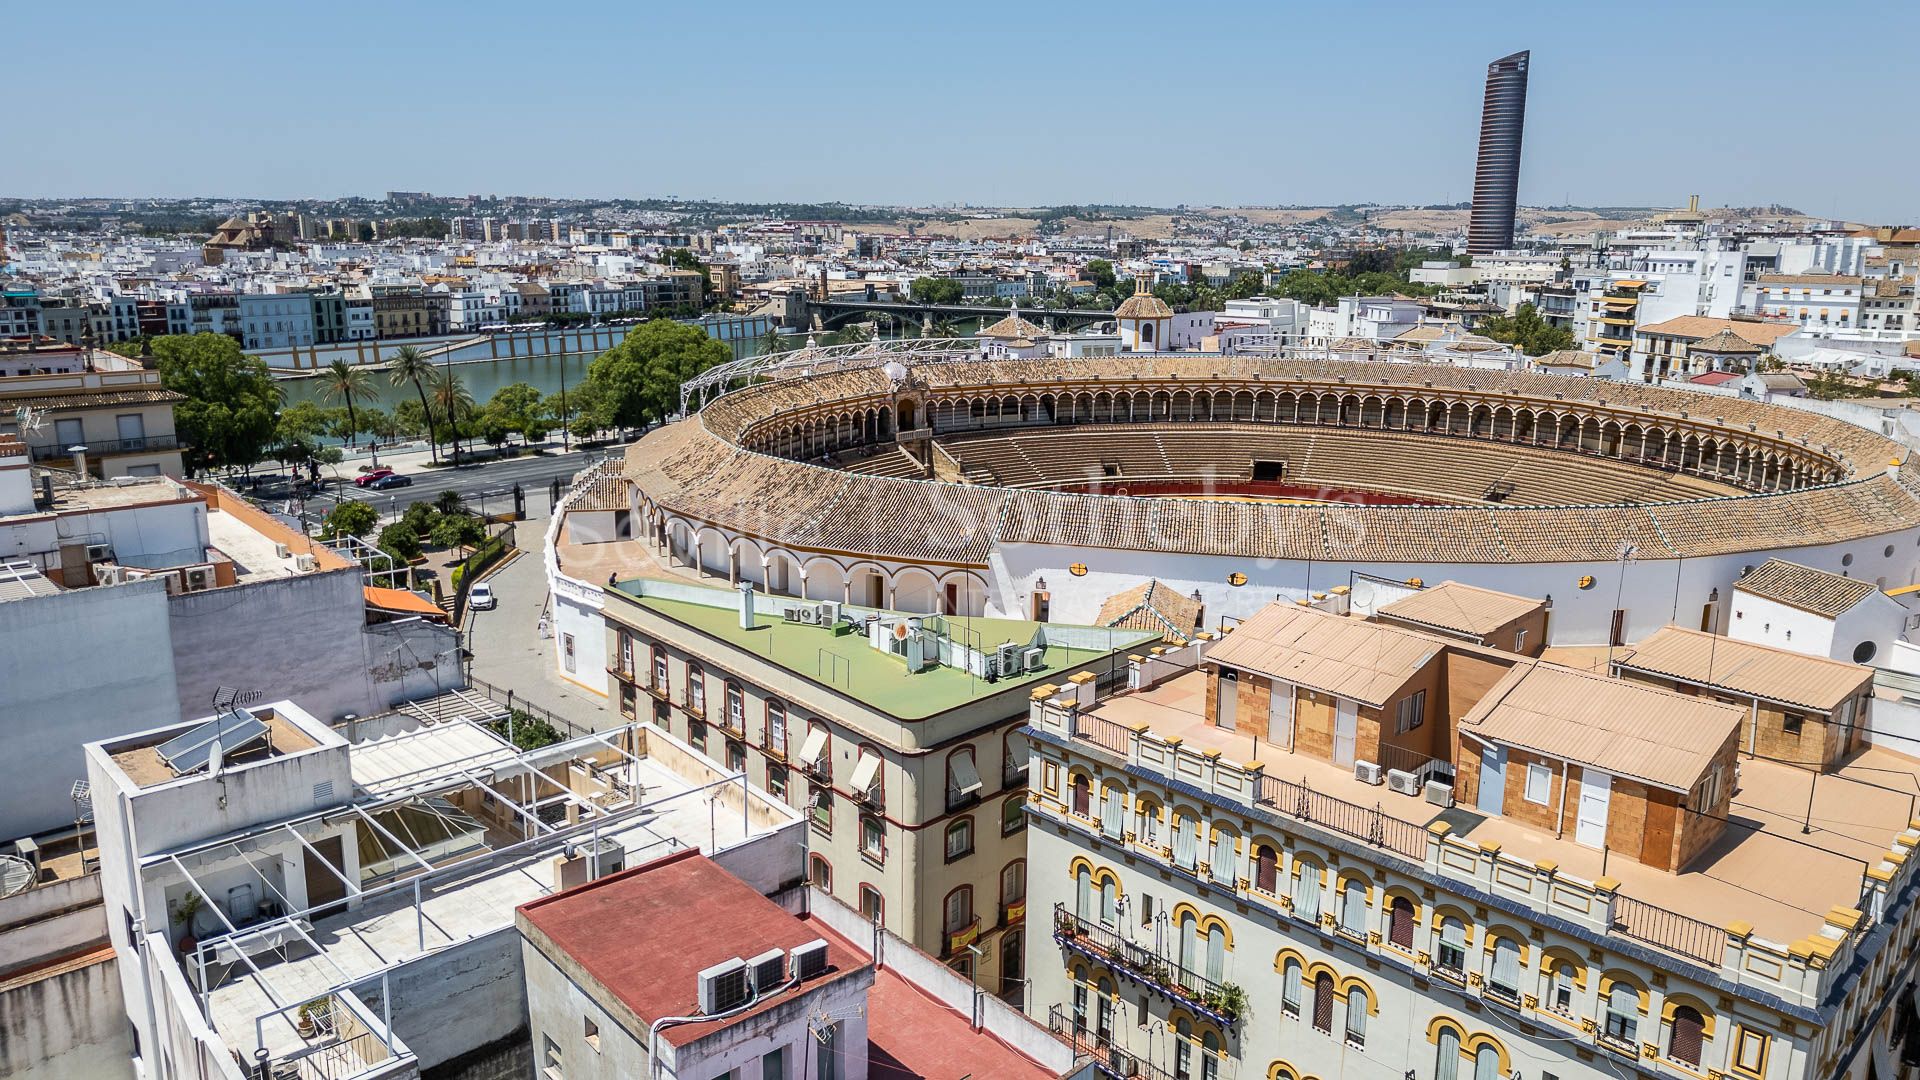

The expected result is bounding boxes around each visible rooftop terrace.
[1066,669,1920,954]
[615,587,1152,719]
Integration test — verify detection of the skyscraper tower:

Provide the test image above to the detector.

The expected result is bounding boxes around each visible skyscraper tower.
[1467,50,1530,256]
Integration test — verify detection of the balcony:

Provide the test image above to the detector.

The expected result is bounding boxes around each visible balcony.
[1048,1004,1178,1080]
[31,433,180,462]
[1052,905,1240,1028]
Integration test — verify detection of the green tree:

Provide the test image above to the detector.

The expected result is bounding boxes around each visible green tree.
[153,333,282,474]
[318,360,374,454]
[584,319,730,430]
[485,382,545,445]
[1083,259,1116,290]
[429,512,486,551]
[386,345,440,463]
[431,370,476,464]
[376,521,423,563]
[1479,303,1576,357]
[321,499,379,540]
[910,277,964,305]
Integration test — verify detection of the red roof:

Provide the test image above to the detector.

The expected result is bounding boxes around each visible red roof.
[1688,371,1740,386]
[516,850,867,1047]
[849,927,1053,1080]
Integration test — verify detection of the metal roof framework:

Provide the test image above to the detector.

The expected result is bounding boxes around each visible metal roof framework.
[679,337,982,415]
[149,722,754,1066]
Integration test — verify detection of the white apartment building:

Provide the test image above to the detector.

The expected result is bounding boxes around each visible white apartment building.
[236,292,316,350]
[1741,275,1866,336]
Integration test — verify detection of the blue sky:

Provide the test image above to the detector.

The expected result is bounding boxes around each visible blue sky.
[7,0,1915,222]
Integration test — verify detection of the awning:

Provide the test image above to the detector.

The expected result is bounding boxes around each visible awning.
[950,751,983,796]
[798,726,829,766]
[850,750,882,795]
[365,586,446,620]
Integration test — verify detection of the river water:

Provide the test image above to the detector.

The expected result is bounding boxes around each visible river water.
[278,352,599,411]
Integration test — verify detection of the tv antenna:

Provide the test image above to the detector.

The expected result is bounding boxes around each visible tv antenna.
[13,405,45,435]
[212,685,265,711]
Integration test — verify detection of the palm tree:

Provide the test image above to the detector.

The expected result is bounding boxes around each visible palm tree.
[387,345,440,463]
[431,370,476,465]
[319,360,375,464]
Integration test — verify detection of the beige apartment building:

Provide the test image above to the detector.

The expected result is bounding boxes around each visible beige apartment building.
[601,579,1154,1006]
[0,368,185,478]
[1026,598,1916,1080]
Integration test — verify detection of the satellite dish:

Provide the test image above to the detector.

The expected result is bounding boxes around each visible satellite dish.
[0,855,33,898]
[1352,580,1377,608]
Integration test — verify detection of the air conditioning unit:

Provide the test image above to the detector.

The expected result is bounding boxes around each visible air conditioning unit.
[94,564,125,586]
[1354,760,1383,786]
[183,567,214,592]
[799,606,819,625]
[294,554,318,572]
[997,643,1021,672]
[746,948,787,993]
[696,957,750,1015]
[789,939,829,981]
[981,656,1001,681]
[1386,769,1422,796]
[274,542,292,559]
[1022,647,1046,672]
[816,601,841,625]
[781,604,805,623]
[1423,781,1455,807]
[85,544,112,563]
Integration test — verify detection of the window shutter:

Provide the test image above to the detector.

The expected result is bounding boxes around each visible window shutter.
[1671,1007,1704,1066]
[1390,898,1414,948]
[1312,974,1335,1033]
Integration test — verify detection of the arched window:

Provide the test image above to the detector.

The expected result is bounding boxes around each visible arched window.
[1345,986,1368,1048]
[808,854,831,892]
[1281,958,1303,1018]
[1174,1018,1193,1077]
[1669,1005,1705,1066]
[1472,1045,1500,1080]
[1208,829,1236,885]
[1075,866,1093,920]
[1172,813,1199,871]
[1312,973,1335,1033]
[651,644,668,693]
[1099,875,1118,925]
[1338,878,1366,934]
[1001,795,1027,837]
[763,698,786,754]
[999,860,1025,921]
[1101,782,1126,839]
[1094,976,1115,1041]
[1436,1028,1461,1080]
[1200,1029,1221,1080]
[859,884,883,925]
[946,748,983,811]
[1293,861,1322,922]
[1140,321,1155,344]
[1205,924,1227,983]
[943,886,973,935]
[1002,729,1028,787]
[1134,798,1161,846]
[1178,913,1199,972]
[1069,773,1092,817]
[724,680,744,733]
[684,663,704,712]
[1488,936,1521,1000]
[1252,843,1279,894]
[1389,896,1415,949]
[944,818,974,862]
[1605,981,1641,1043]
[1436,916,1467,975]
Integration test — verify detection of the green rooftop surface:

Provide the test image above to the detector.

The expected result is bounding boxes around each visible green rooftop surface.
[624,594,1156,719]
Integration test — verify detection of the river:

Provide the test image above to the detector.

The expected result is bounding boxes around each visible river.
[278,352,599,411]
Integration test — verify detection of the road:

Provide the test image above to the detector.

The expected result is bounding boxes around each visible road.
[308,446,621,517]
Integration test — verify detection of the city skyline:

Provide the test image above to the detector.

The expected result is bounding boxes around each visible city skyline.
[5,0,1917,223]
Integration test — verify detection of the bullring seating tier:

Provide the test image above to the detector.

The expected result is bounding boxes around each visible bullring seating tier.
[937,424,1747,506]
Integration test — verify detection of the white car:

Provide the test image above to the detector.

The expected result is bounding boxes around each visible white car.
[469,583,497,611]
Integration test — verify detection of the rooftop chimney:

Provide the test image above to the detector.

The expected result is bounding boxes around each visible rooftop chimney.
[0,436,34,517]
[737,580,757,630]
[69,445,89,480]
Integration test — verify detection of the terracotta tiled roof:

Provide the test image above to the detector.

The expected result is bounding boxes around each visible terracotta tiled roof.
[0,387,185,411]
[1462,660,1740,791]
[1733,558,1878,618]
[1206,603,1443,707]
[1613,625,1872,713]
[1096,580,1201,639]
[1756,274,1864,287]
[1691,329,1763,353]
[1375,581,1541,638]
[1635,317,1800,346]
[977,310,1047,340]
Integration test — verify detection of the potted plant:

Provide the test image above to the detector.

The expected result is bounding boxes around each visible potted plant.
[169,893,204,956]
[1201,982,1248,1022]
[296,999,331,1040]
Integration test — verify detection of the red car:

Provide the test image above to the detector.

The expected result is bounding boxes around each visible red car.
[354,468,396,488]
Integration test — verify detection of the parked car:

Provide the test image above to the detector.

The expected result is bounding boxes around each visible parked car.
[468,583,496,611]
[354,468,396,487]
[367,473,413,490]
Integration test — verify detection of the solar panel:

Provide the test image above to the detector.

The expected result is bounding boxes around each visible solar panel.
[156,709,270,775]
